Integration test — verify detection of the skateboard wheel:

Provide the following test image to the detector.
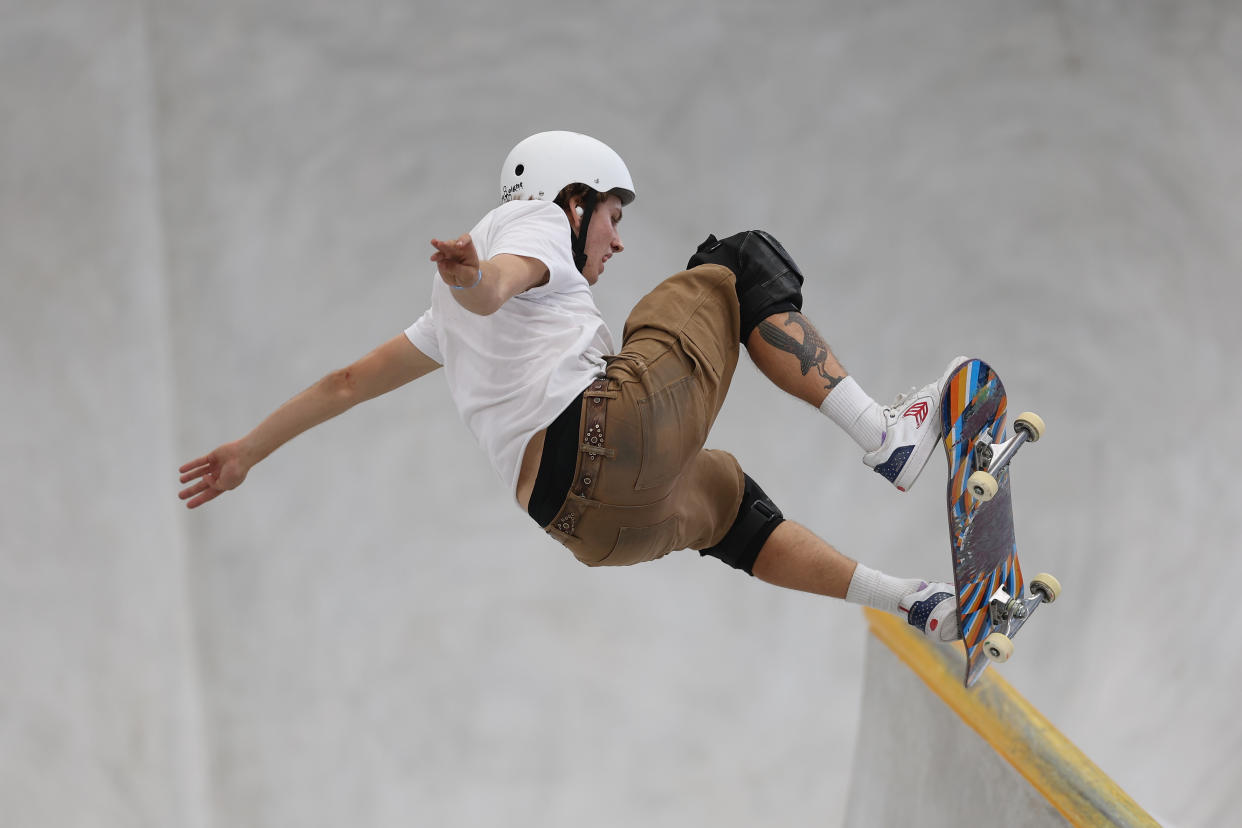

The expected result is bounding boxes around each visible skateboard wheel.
[1030,572,1062,604]
[1014,411,1046,442]
[968,470,999,501]
[983,632,1014,662]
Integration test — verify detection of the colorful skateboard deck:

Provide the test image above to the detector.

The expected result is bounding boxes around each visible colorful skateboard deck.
[941,359,1056,687]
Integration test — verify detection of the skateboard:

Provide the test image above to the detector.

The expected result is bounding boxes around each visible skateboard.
[941,358,1061,687]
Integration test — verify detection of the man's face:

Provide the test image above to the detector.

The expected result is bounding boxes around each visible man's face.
[579,194,625,285]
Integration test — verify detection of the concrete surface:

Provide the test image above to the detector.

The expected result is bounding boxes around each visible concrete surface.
[3,1,1239,826]
[845,626,1070,827]
[848,609,1162,827]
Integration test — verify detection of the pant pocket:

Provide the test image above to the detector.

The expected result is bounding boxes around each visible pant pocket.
[634,374,709,491]
[605,514,681,566]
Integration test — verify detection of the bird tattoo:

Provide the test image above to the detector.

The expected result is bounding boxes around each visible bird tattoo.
[757,313,844,391]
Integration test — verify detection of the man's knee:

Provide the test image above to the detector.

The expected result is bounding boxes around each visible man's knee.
[699,474,785,575]
[687,230,806,342]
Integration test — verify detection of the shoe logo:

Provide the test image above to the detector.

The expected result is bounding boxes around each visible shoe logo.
[903,401,930,428]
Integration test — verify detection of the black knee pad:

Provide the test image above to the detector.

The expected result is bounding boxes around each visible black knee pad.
[687,230,806,342]
[699,474,785,575]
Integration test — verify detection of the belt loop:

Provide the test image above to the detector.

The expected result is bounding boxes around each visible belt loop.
[577,377,615,493]
[604,353,647,378]
[546,375,617,540]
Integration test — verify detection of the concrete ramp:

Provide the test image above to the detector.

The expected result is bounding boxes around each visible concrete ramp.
[845,609,1158,827]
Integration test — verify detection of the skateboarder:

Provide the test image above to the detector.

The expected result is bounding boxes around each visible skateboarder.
[178,131,965,643]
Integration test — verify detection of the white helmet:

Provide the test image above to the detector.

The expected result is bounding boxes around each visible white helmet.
[499,131,635,206]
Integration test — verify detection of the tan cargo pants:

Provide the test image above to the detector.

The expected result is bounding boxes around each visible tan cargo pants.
[544,263,747,566]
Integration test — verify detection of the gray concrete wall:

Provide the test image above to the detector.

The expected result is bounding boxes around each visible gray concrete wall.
[3,1,1239,826]
[845,627,1070,827]
[0,2,207,826]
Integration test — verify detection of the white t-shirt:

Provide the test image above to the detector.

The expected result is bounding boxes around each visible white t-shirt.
[405,200,614,502]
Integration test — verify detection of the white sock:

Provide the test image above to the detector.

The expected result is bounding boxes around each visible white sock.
[819,376,885,452]
[845,564,925,615]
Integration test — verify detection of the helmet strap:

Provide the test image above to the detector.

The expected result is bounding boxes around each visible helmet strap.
[571,190,599,273]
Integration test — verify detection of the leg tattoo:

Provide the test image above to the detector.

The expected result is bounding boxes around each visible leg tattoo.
[757,313,845,392]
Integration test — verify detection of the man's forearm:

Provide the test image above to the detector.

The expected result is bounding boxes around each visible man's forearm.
[448,261,507,316]
[240,370,358,466]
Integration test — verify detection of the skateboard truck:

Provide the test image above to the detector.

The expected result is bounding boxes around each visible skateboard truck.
[981,575,1062,663]
[967,412,1047,501]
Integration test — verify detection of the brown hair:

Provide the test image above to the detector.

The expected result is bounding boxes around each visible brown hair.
[553,182,604,212]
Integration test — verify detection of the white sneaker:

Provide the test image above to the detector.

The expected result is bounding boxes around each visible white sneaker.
[862,356,969,491]
[900,581,960,642]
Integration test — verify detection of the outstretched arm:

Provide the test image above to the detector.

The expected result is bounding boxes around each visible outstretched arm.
[430,233,548,315]
[178,334,440,509]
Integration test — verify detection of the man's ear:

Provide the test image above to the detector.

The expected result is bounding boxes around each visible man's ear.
[565,196,584,232]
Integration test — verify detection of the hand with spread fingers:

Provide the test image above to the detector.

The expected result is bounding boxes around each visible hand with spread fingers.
[430,233,481,289]
[179,441,251,508]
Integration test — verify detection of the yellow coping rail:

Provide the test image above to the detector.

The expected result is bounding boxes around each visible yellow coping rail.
[863,607,1159,827]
